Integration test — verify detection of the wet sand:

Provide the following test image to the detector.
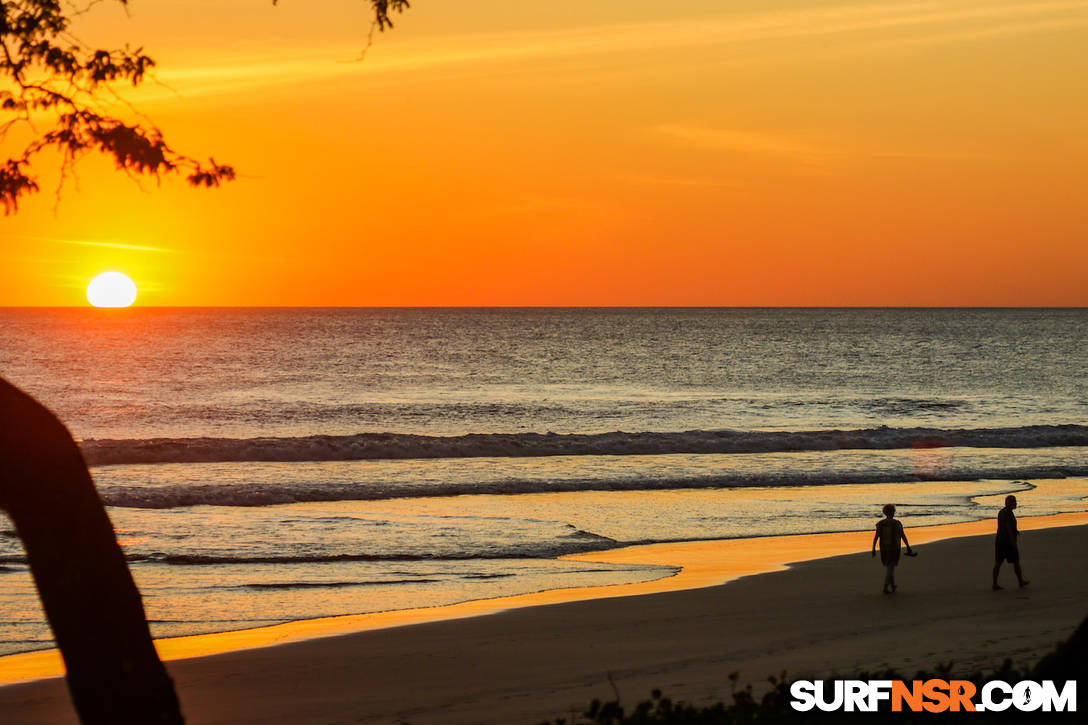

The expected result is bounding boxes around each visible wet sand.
[1,513,1086,723]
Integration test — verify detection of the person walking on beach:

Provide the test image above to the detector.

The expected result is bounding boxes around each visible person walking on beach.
[993,494,1029,590]
[872,504,913,594]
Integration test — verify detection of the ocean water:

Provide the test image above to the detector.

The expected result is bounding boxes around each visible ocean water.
[1,308,1086,656]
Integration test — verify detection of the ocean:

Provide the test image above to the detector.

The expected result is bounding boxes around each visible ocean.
[1,308,1086,656]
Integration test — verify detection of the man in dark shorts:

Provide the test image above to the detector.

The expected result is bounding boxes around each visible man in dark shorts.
[993,494,1029,590]
[872,503,913,594]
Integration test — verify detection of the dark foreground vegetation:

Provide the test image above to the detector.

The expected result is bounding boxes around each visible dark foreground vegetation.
[542,614,1087,724]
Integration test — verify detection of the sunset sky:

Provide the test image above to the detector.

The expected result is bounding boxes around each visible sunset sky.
[2,0,1087,306]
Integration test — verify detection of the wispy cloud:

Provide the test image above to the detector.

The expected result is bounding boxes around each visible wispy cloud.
[43,238,175,254]
[865,11,1088,48]
[656,125,824,157]
[7,237,176,253]
[615,173,751,189]
[653,124,1002,162]
[144,1,1088,99]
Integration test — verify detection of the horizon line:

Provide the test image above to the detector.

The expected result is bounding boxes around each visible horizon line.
[3,305,1086,311]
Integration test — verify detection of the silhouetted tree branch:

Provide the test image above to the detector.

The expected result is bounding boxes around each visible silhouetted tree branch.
[0,0,409,213]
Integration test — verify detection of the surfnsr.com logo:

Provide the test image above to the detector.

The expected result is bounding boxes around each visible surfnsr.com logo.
[789,679,1077,713]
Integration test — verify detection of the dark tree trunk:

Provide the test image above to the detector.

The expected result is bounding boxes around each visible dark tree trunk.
[0,378,184,724]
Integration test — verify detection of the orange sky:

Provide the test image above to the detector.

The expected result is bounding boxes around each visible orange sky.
[2,0,1087,306]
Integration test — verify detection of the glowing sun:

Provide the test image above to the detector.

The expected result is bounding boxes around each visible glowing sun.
[87,272,138,308]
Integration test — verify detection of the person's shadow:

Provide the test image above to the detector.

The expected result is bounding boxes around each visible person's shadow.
[0,378,183,724]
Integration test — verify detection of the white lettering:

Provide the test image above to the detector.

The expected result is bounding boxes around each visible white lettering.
[787,678,1074,713]
[845,680,868,712]
[982,681,1012,712]
[789,681,816,712]
[868,680,892,711]
[1040,680,1076,713]
[815,681,844,712]
[1013,681,1043,711]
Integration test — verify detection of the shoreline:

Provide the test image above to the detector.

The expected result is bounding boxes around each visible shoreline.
[3,518,1085,724]
[2,509,1086,688]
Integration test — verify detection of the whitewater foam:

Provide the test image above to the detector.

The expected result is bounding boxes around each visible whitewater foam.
[90,464,1088,509]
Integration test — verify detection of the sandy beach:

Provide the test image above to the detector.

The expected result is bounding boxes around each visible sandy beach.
[1,513,1085,724]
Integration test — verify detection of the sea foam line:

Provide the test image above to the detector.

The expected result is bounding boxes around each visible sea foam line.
[92,465,1088,509]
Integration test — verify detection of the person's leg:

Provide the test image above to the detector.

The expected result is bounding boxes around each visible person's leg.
[884,563,895,593]
[1013,562,1029,588]
[992,562,1002,590]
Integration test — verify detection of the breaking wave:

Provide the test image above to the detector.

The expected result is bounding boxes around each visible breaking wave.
[81,424,1088,466]
[94,465,1088,509]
